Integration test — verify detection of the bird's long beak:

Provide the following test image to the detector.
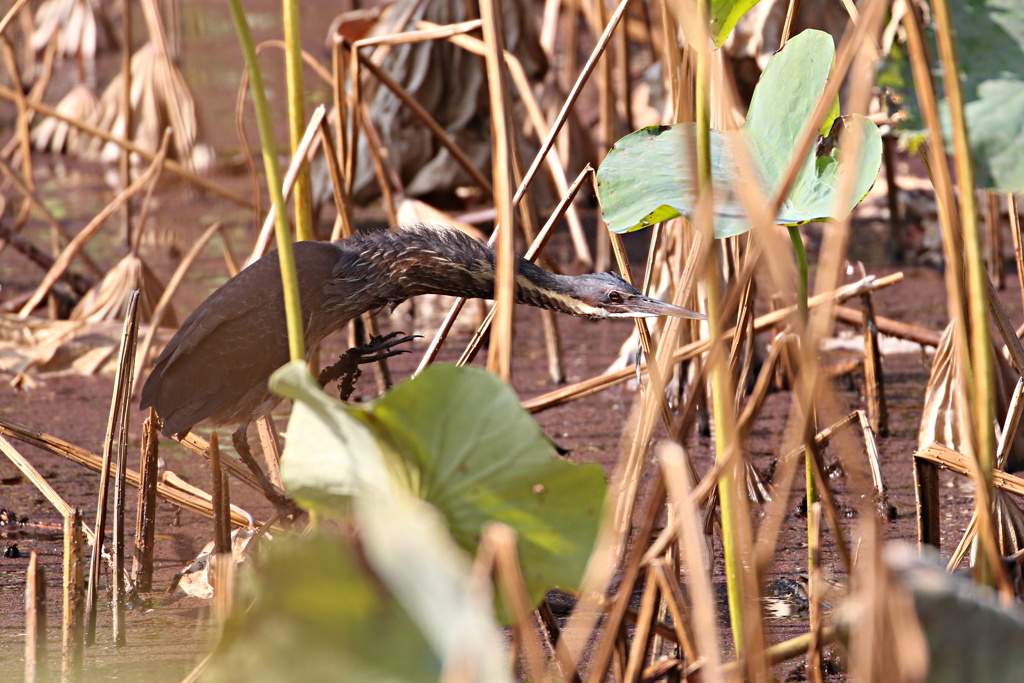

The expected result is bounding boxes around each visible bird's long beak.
[622,295,707,319]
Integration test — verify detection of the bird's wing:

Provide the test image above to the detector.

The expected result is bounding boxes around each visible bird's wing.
[141,242,342,437]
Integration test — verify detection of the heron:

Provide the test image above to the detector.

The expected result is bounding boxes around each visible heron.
[140,225,704,510]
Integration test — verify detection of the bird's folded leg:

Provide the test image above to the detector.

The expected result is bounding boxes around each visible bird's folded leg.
[231,423,301,518]
[317,331,421,401]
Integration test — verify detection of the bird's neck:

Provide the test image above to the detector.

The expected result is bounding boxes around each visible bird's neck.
[327,226,580,316]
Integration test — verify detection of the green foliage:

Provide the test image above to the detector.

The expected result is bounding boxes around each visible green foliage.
[207,497,512,682]
[597,30,883,237]
[708,0,763,48]
[883,0,1024,192]
[271,361,607,603]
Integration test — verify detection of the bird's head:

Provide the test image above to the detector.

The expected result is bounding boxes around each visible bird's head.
[526,271,707,320]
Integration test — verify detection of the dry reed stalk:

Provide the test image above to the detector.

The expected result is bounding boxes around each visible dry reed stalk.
[861,290,889,435]
[1009,194,1024,314]
[416,0,636,368]
[484,524,553,682]
[648,559,698,667]
[175,433,265,492]
[934,0,997,515]
[658,445,723,681]
[833,305,942,346]
[18,141,170,318]
[881,134,904,259]
[87,290,137,646]
[247,105,328,263]
[319,116,354,241]
[0,84,250,206]
[986,192,1004,289]
[917,443,1024,500]
[255,417,283,489]
[356,103,403,225]
[0,416,256,527]
[441,166,592,370]
[119,0,132,248]
[902,0,1001,584]
[0,0,30,35]
[342,14,469,192]
[524,273,904,412]
[806,501,823,683]
[429,24,593,267]
[25,550,46,682]
[996,378,1024,471]
[583,474,668,682]
[1,38,37,236]
[914,451,941,549]
[855,409,887,502]
[352,50,492,194]
[132,408,159,592]
[211,552,234,633]
[62,508,85,681]
[915,444,1017,598]
[479,0,517,382]
[133,221,223,382]
[622,566,660,682]
[209,432,232,555]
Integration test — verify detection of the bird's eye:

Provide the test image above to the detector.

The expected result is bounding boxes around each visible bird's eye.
[608,291,623,303]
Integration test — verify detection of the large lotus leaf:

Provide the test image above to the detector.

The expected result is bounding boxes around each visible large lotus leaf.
[271,362,607,604]
[708,0,763,48]
[357,496,511,682]
[359,364,607,602]
[598,29,882,237]
[272,361,392,511]
[881,0,1024,192]
[209,462,511,681]
[205,529,440,683]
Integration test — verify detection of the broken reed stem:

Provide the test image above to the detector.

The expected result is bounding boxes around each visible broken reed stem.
[986,192,1004,290]
[860,291,889,435]
[63,509,85,682]
[255,417,284,489]
[25,550,47,683]
[1009,194,1024,315]
[132,409,160,592]
[113,291,140,646]
[210,432,232,555]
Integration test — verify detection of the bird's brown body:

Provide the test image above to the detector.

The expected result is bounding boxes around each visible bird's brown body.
[141,225,702,439]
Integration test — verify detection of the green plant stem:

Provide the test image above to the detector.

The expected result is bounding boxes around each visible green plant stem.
[787,224,817,572]
[282,0,313,241]
[694,1,745,655]
[787,225,809,323]
[228,0,306,363]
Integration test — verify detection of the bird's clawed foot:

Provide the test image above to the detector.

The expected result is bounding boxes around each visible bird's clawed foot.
[317,331,421,400]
